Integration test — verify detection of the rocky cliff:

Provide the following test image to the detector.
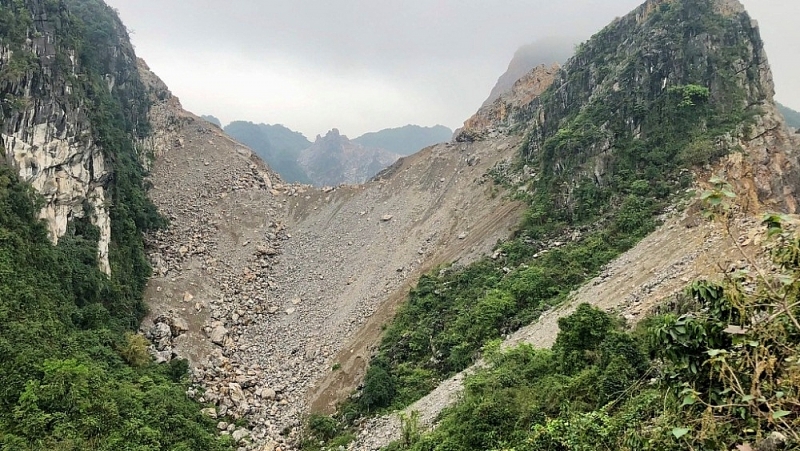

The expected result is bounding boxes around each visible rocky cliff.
[297,128,401,186]
[0,0,151,274]
[457,63,561,141]
[480,37,577,108]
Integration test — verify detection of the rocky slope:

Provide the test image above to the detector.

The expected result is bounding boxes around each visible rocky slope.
[137,64,526,449]
[297,128,401,186]
[347,0,800,448]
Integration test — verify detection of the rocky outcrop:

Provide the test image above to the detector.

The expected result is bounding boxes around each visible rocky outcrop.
[297,128,401,186]
[481,38,576,108]
[0,1,142,274]
[456,63,560,141]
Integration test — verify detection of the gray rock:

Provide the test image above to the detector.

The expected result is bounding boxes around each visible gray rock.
[170,317,189,337]
[152,322,172,340]
[210,325,228,345]
[232,428,250,442]
[201,407,217,419]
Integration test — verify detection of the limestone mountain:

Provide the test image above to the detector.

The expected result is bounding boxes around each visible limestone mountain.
[0,0,229,448]
[481,37,578,108]
[778,101,800,128]
[297,128,402,186]
[312,0,800,449]
[224,121,312,184]
[3,0,800,450]
[352,124,453,156]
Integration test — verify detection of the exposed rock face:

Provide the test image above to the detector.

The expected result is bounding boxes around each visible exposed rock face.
[297,128,401,186]
[481,37,577,108]
[456,63,560,141]
[0,1,142,274]
[136,44,525,447]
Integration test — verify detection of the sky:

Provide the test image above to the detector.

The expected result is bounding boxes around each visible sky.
[105,0,800,139]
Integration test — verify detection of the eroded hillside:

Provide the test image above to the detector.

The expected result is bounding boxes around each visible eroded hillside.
[137,64,527,448]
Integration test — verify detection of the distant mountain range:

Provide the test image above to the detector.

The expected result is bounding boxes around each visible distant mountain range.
[352,124,452,156]
[298,129,401,186]
[222,121,452,185]
[201,115,221,127]
[224,121,312,184]
[777,102,800,129]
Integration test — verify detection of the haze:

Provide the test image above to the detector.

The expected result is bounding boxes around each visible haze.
[106,0,800,138]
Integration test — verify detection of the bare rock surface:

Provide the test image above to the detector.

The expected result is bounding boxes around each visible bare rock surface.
[137,63,525,449]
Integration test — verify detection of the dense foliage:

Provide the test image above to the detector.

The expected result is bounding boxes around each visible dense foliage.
[0,0,231,449]
[0,164,231,450]
[390,212,800,450]
[304,0,773,448]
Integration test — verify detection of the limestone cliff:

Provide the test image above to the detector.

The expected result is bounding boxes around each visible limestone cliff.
[0,0,149,274]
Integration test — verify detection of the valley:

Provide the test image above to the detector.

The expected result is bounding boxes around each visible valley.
[1,0,800,450]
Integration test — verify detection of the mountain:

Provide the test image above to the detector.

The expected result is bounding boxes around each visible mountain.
[298,129,402,185]
[481,36,578,107]
[313,0,800,449]
[4,0,800,449]
[224,121,312,183]
[201,114,222,127]
[352,124,453,156]
[778,101,800,128]
[0,0,229,448]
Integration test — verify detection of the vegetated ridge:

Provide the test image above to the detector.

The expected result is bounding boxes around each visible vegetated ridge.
[303,0,800,449]
[224,120,313,184]
[0,0,233,449]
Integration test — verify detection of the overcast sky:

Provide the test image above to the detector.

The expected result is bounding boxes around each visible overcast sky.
[105,0,800,138]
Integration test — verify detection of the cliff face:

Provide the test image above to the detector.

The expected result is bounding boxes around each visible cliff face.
[457,63,561,141]
[0,0,147,274]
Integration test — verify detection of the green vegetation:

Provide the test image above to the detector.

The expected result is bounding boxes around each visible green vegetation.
[0,0,232,449]
[303,0,774,448]
[0,164,231,450]
[777,102,800,129]
[390,208,800,450]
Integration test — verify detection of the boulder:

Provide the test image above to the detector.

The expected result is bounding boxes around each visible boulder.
[209,325,228,345]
